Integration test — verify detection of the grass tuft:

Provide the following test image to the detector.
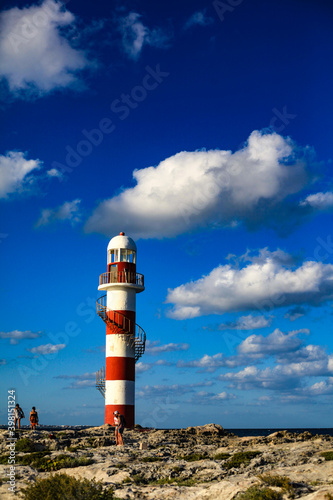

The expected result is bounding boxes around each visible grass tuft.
[258,474,294,497]
[16,438,36,453]
[321,451,333,461]
[237,486,283,500]
[19,473,117,499]
[140,456,163,462]
[225,451,261,469]
[213,452,231,460]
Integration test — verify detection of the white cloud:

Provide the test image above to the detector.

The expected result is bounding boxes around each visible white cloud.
[85,130,309,239]
[184,10,214,30]
[166,249,333,319]
[46,168,63,179]
[300,191,333,210]
[178,353,238,372]
[136,362,153,373]
[0,151,42,198]
[187,390,236,403]
[0,329,43,344]
[118,12,171,60]
[0,0,93,98]
[238,328,306,357]
[219,347,333,391]
[145,340,190,355]
[35,199,81,227]
[28,343,65,355]
[214,314,273,331]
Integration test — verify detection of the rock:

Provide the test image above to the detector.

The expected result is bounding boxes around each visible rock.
[0,425,332,500]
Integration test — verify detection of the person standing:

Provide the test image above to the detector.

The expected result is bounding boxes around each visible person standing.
[14,404,25,430]
[113,410,125,446]
[29,406,39,430]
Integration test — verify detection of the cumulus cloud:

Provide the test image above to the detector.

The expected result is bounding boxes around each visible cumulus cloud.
[85,130,310,239]
[210,314,273,331]
[177,353,239,372]
[0,0,93,98]
[178,329,312,373]
[117,12,171,60]
[238,328,306,357]
[0,151,42,198]
[187,390,236,404]
[0,329,43,345]
[35,199,81,227]
[28,343,65,355]
[166,248,333,319]
[300,191,333,210]
[219,344,333,391]
[136,360,173,373]
[184,10,214,29]
[145,340,190,355]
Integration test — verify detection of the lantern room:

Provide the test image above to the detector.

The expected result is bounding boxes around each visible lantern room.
[98,232,144,289]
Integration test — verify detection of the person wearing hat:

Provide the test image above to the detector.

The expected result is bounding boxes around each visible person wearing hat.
[113,411,125,446]
[29,406,39,430]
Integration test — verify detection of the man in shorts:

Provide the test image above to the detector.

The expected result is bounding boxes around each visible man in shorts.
[113,410,125,446]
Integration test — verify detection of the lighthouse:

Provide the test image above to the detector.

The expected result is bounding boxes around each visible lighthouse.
[96,232,146,428]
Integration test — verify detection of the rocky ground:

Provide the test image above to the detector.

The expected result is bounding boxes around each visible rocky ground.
[0,424,332,499]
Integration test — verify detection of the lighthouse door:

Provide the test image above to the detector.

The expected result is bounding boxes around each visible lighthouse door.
[108,264,118,283]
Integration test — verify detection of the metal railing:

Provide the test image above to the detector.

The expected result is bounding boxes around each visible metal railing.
[96,295,146,361]
[99,271,144,287]
[96,367,105,398]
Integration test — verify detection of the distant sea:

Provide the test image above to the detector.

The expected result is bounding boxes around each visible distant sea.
[228,428,333,438]
[0,426,332,437]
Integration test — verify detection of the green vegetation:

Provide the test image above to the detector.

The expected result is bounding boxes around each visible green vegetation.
[19,473,117,500]
[237,486,282,500]
[5,451,93,471]
[0,455,10,464]
[324,494,333,500]
[154,477,197,486]
[258,474,294,497]
[114,462,127,469]
[225,451,261,469]
[172,466,182,473]
[131,474,148,485]
[176,453,207,462]
[321,451,333,461]
[213,452,231,460]
[36,455,94,472]
[15,451,50,467]
[140,456,163,462]
[16,438,36,453]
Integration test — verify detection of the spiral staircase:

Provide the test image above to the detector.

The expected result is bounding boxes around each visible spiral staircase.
[95,295,146,398]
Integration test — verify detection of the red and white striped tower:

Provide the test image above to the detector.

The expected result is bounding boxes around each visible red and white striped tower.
[96,232,145,428]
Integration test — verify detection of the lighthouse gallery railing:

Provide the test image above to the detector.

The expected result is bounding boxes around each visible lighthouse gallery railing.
[99,271,144,287]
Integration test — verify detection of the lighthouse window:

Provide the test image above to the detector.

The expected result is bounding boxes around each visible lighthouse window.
[120,249,127,262]
[108,249,118,263]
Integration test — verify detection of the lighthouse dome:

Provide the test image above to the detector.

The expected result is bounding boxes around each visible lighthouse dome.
[107,232,137,252]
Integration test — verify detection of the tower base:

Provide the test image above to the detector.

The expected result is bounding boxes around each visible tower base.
[105,404,134,429]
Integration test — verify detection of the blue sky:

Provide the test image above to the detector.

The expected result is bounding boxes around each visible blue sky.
[0,0,332,429]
